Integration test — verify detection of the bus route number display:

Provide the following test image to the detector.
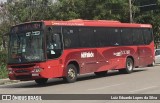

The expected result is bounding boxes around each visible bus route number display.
[11,22,42,33]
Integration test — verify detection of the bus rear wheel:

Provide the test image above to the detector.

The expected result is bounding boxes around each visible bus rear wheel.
[119,58,134,74]
[35,78,48,85]
[148,61,155,67]
[64,64,77,83]
[94,71,108,77]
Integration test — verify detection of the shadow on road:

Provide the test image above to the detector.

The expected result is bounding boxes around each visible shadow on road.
[1,69,147,88]
[77,69,146,82]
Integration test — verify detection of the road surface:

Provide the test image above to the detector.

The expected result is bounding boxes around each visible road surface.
[0,64,160,103]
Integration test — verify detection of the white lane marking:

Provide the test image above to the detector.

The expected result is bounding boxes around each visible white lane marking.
[129,86,158,93]
[88,83,124,91]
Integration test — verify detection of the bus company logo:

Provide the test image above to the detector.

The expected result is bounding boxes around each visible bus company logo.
[2,95,11,100]
[81,52,94,58]
[113,50,130,56]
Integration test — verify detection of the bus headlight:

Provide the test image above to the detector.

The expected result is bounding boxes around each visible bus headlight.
[8,68,13,74]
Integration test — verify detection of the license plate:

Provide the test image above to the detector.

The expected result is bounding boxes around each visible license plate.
[32,74,39,76]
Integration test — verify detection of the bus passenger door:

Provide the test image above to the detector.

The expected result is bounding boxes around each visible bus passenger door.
[78,27,98,73]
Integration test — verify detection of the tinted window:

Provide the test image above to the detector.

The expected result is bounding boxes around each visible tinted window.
[63,27,80,48]
[121,28,133,45]
[133,29,144,45]
[143,29,153,45]
[46,26,63,59]
[108,28,121,46]
[94,28,109,47]
[79,27,95,47]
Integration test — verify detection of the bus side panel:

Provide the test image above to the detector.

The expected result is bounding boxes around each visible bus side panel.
[95,48,115,72]
[62,49,99,75]
[96,46,137,72]
[62,50,82,76]
[40,42,154,79]
[144,42,155,65]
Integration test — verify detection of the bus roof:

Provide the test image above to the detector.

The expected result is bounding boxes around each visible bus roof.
[43,19,152,28]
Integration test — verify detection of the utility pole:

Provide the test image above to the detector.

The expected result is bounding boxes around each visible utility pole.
[129,0,133,23]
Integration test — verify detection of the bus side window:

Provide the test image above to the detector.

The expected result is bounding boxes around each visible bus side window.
[79,27,95,47]
[52,33,61,49]
[47,27,62,59]
[108,28,121,46]
[63,27,80,48]
[143,29,153,45]
[64,37,71,48]
[133,29,144,45]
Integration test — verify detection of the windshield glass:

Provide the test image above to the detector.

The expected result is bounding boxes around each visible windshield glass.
[8,31,44,64]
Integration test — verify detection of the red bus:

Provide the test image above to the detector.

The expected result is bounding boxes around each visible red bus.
[7,19,155,84]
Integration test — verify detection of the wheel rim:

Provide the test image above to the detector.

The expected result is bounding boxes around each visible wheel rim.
[68,68,75,80]
[127,61,133,71]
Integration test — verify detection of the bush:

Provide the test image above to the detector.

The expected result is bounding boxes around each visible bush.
[0,63,7,79]
[0,51,7,63]
[0,51,8,79]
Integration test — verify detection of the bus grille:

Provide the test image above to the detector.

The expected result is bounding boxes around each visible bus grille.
[11,64,35,68]
[15,75,32,80]
[15,69,30,73]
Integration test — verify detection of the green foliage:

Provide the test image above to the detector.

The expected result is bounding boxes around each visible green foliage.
[6,0,55,23]
[134,0,160,42]
[0,63,7,79]
[0,51,8,79]
[0,51,7,63]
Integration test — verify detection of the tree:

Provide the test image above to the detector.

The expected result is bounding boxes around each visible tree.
[55,0,130,22]
[134,0,160,45]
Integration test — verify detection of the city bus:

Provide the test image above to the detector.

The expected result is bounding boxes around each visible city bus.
[7,19,155,84]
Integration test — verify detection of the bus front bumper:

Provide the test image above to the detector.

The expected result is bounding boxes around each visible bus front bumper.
[8,68,44,81]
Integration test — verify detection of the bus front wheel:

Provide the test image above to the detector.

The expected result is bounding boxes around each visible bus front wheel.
[119,58,134,74]
[35,78,48,85]
[63,64,77,83]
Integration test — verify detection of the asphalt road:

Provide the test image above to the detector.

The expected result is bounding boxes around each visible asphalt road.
[0,64,160,103]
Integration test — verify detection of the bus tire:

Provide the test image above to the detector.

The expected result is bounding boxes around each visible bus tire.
[64,64,77,83]
[94,71,108,77]
[119,58,134,74]
[35,78,48,85]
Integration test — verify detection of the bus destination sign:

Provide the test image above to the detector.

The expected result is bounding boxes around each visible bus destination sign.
[11,22,43,33]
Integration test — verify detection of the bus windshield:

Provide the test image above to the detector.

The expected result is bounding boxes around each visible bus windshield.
[8,31,45,64]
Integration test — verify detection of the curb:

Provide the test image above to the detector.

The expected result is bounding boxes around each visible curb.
[0,78,19,85]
